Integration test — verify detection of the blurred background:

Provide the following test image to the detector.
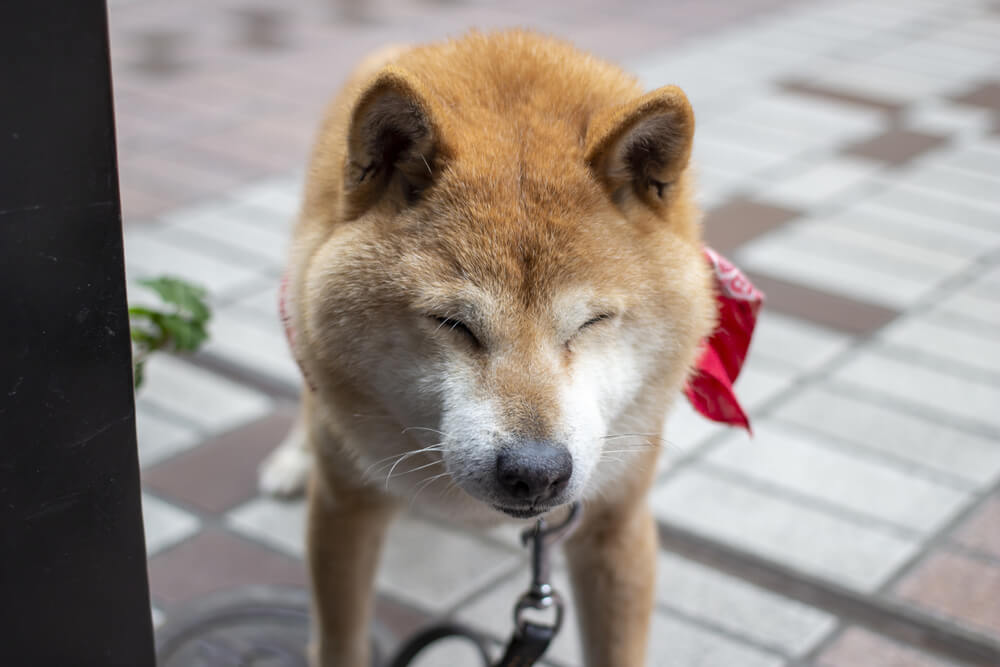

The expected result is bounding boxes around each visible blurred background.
[115,0,1000,665]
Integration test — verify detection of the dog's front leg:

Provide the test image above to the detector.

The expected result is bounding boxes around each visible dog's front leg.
[308,472,395,667]
[564,500,658,667]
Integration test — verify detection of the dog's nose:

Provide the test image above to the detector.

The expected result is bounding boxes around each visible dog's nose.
[496,442,572,504]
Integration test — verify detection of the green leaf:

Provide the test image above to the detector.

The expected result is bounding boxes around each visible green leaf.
[128,275,213,392]
[138,276,211,322]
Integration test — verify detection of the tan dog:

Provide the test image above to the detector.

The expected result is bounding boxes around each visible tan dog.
[262,30,717,667]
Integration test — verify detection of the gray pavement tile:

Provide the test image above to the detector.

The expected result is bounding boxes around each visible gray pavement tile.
[137,354,273,435]
[830,347,1000,434]
[376,515,522,614]
[651,468,921,592]
[455,566,786,667]
[861,180,1000,233]
[757,156,884,211]
[135,404,201,468]
[124,224,265,299]
[142,492,200,557]
[822,203,1000,259]
[202,304,302,389]
[772,385,1000,487]
[738,229,937,309]
[706,421,972,535]
[878,312,1000,378]
[227,496,306,559]
[656,552,836,657]
[748,312,852,373]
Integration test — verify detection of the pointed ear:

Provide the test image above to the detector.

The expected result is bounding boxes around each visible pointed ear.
[585,86,694,206]
[345,68,439,217]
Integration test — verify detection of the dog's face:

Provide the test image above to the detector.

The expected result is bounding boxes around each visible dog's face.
[298,65,715,519]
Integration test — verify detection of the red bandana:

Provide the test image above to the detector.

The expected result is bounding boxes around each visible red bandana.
[280,246,762,431]
[683,247,763,433]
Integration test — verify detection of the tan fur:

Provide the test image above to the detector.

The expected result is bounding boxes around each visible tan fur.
[284,30,716,667]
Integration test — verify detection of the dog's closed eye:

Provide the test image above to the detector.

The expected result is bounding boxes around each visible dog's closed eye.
[429,315,482,348]
[578,313,614,331]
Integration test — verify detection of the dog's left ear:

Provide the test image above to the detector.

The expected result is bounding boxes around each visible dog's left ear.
[585,85,694,207]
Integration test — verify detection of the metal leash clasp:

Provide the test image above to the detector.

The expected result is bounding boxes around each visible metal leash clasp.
[512,502,582,636]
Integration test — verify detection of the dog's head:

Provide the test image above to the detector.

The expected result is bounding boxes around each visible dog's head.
[298,45,715,518]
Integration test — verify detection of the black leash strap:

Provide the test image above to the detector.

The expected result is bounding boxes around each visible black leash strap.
[385,503,582,667]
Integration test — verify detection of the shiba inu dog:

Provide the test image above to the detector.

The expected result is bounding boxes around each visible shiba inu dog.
[261,29,732,667]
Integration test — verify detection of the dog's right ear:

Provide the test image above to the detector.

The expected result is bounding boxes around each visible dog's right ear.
[345,68,439,217]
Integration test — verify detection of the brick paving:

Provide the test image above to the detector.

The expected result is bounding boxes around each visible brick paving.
[113,0,1000,664]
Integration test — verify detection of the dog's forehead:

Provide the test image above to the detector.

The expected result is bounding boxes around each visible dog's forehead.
[409,176,619,308]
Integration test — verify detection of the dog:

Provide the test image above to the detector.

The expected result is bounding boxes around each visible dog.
[261,29,726,667]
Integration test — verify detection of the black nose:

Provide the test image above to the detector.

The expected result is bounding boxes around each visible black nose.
[496,442,572,504]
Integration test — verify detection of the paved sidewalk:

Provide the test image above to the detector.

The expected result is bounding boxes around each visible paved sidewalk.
[114,0,1000,664]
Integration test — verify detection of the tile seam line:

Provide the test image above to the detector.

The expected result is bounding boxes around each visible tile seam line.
[692,461,943,541]
[767,414,988,492]
[655,519,1000,666]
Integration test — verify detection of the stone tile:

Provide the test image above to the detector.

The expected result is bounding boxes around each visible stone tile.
[702,197,802,254]
[843,128,949,166]
[879,313,1000,377]
[693,137,789,179]
[934,138,1000,179]
[830,348,1000,433]
[861,181,1000,233]
[134,404,201,468]
[950,495,1000,559]
[773,385,1000,486]
[706,421,971,534]
[770,216,973,277]
[758,156,884,211]
[157,201,291,268]
[932,289,1000,331]
[815,626,961,667]
[142,492,200,557]
[651,468,920,592]
[699,116,820,160]
[813,62,951,106]
[738,231,934,309]
[823,203,1000,259]
[376,515,522,613]
[734,358,799,412]
[902,100,997,140]
[226,175,303,220]
[456,567,784,667]
[951,80,1000,111]
[144,411,294,514]
[748,311,852,372]
[124,225,265,298]
[227,496,307,558]
[899,162,1000,209]
[778,79,906,114]
[661,401,728,472]
[729,92,888,143]
[147,528,306,608]
[202,305,302,389]
[743,271,900,335]
[137,355,273,435]
[656,552,836,657]
[894,548,1000,636]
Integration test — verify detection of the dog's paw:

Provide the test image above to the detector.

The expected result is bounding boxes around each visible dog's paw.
[258,440,311,498]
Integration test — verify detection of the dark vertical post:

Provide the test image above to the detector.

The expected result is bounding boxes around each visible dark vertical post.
[0,2,156,666]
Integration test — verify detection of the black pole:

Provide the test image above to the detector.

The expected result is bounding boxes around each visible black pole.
[0,2,156,666]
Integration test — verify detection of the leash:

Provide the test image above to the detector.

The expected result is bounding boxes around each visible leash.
[387,502,582,667]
